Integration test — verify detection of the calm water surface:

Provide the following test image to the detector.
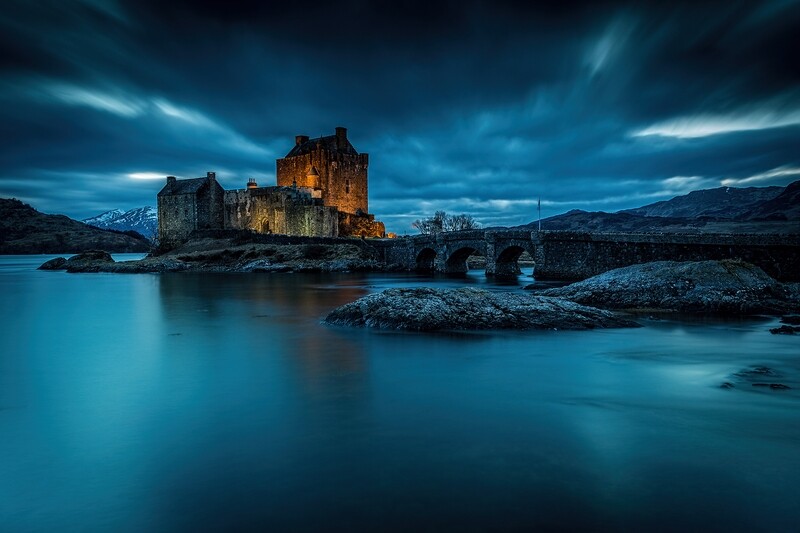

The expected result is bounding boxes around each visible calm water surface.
[1,255,799,531]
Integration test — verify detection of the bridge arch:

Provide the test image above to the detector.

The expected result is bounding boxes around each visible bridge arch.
[415,247,437,272]
[445,246,479,274]
[494,245,525,278]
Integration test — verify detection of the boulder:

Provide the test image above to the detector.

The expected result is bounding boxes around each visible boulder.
[38,257,67,270]
[63,250,115,272]
[324,287,639,331]
[38,250,114,272]
[535,260,797,315]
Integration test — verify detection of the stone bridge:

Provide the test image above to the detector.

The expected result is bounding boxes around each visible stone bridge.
[372,230,800,282]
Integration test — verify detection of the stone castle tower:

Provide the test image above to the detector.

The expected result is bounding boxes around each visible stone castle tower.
[276,127,369,215]
[157,127,384,248]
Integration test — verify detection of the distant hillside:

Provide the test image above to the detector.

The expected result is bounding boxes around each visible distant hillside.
[622,185,783,219]
[84,206,157,240]
[521,180,799,233]
[0,198,151,254]
[525,210,795,234]
[740,180,800,221]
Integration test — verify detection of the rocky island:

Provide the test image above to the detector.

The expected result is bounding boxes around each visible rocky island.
[533,259,799,315]
[324,287,639,331]
[39,235,389,274]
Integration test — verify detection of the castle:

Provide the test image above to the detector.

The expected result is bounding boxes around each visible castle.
[157,127,385,247]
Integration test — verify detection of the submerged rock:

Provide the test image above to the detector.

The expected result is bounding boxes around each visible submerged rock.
[770,325,800,335]
[535,260,797,315]
[752,383,791,390]
[726,366,794,392]
[324,287,639,331]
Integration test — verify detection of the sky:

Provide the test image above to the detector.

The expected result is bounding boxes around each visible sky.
[1,0,799,233]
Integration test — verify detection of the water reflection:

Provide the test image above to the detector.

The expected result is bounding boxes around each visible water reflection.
[2,260,800,531]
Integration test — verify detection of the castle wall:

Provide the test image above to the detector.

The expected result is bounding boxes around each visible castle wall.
[158,193,198,246]
[338,211,385,238]
[276,151,369,215]
[196,179,225,230]
[224,187,338,238]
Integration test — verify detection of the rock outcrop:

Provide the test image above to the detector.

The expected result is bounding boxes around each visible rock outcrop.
[534,260,797,315]
[324,287,639,331]
[38,240,391,274]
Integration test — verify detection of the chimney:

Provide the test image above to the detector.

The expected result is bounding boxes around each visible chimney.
[335,126,347,149]
[166,176,177,184]
[296,135,309,146]
[207,171,216,181]
[247,178,258,189]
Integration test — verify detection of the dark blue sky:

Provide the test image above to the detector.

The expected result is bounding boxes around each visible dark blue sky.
[1,0,799,232]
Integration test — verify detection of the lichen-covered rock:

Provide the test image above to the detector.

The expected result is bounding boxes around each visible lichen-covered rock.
[64,250,114,272]
[535,260,797,315]
[324,287,639,331]
[38,257,67,270]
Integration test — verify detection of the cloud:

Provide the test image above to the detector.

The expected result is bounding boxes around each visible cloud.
[46,83,145,118]
[632,104,800,139]
[585,16,636,77]
[0,1,799,231]
[128,172,166,180]
[153,99,216,128]
[721,166,800,186]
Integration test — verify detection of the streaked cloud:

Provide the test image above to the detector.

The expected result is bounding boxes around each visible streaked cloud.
[632,106,800,139]
[128,172,166,180]
[47,84,145,118]
[0,1,798,232]
[721,166,800,186]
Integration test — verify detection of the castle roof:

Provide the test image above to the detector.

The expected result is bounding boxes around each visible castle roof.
[157,177,208,196]
[284,134,358,158]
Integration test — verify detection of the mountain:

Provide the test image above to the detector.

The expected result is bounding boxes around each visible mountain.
[83,206,157,239]
[740,180,800,221]
[83,209,125,227]
[526,210,723,233]
[0,198,151,254]
[520,180,799,233]
[621,185,784,219]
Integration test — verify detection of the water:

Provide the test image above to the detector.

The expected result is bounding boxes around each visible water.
[1,255,799,531]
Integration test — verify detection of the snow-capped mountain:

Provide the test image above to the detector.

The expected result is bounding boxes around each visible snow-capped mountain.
[83,209,125,226]
[83,206,157,240]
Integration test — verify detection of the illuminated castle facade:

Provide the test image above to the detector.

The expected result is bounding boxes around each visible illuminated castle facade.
[157,127,385,247]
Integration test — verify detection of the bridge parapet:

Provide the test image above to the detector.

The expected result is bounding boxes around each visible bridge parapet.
[375,230,800,281]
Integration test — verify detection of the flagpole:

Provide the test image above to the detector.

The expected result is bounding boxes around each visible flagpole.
[537,196,541,232]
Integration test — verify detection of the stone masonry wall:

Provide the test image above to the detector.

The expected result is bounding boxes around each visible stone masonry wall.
[338,212,385,238]
[376,231,800,281]
[276,149,369,215]
[158,193,198,246]
[224,188,338,238]
[532,232,800,281]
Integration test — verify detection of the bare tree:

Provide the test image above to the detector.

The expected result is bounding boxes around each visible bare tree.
[412,211,480,234]
[444,213,480,232]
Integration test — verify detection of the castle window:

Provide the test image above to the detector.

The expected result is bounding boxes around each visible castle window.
[346,179,350,194]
